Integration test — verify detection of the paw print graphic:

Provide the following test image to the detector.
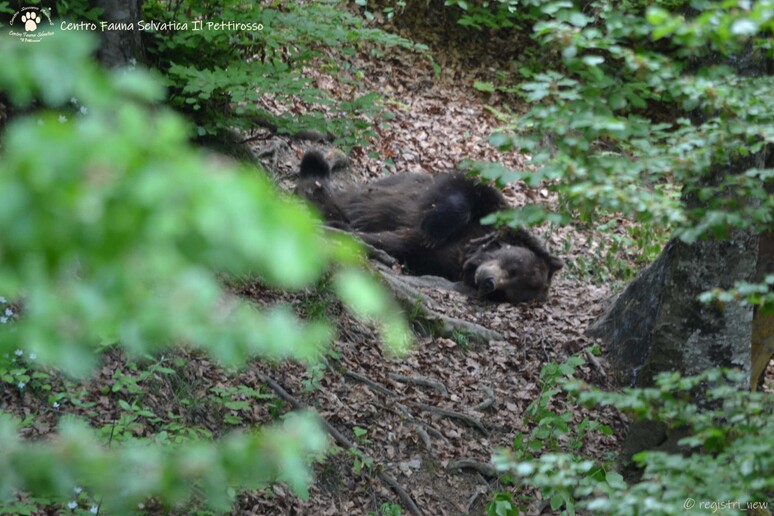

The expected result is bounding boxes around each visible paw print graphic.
[21,12,41,32]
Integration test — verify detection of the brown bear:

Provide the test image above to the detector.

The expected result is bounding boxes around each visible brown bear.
[296,150,563,303]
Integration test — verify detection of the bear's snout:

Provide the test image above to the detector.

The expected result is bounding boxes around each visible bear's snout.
[480,276,496,294]
[474,261,506,296]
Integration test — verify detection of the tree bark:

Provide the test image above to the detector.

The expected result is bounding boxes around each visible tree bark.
[96,0,146,68]
[751,148,774,390]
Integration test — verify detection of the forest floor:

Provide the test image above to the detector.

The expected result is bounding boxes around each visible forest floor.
[236,30,632,516]
[2,13,772,516]
[238,21,774,514]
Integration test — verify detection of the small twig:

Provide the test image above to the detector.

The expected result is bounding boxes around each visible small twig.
[412,402,489,436]
[466,231,500,251]
[95,420,119,514]
[388,373,449,398]
[584,349,606,378]
[465,489,484,514]
[538,328,550,363]
[473,385,495,412]
[255,371,423,515]
[447,459,498,478]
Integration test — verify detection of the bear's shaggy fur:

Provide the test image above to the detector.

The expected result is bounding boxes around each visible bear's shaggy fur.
[296,150,563,303]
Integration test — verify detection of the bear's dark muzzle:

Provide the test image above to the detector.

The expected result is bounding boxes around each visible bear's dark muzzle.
[480,277,496,294]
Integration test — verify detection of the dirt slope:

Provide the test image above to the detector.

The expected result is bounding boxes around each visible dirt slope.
[238,41,627,515]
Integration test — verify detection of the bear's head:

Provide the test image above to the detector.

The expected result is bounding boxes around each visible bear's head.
[462,245,563,303]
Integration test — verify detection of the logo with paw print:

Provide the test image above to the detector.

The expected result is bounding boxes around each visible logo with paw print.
[8,7,53,41]
[21,11,41,31]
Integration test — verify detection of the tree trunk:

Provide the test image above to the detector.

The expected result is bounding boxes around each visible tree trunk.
[751,148,774,390]
[96,0,145,68]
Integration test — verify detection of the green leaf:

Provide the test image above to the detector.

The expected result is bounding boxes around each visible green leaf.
[568,12,590,27]
[646,7,670,25]
[474,81,496,92]
[550,493,565,510]
[582,55,605,66]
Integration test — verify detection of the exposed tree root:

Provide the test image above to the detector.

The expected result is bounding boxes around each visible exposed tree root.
[473,385,495,412]
[584,349,607,379]
[447,459,498,478]
[254,371,424,515]
[373,263,504,344]
[412,402,489,436]
[343,367,478,452]
[344,369,396,397]
[394,402,450,449]
[326,227,399,267]
[388,373,449,398]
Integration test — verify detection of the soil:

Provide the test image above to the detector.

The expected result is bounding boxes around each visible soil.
[235,24,773,514]
[2,10,771,516]
[237,30,627,516]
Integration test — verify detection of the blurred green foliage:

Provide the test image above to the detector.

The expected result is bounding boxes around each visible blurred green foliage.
[140,0,426,148]
[501,1,772,233]
[0,28,410,510]
[0,33,335,373]
[432,1,774,512]
[494,368,774,515]
[454,0,774,293]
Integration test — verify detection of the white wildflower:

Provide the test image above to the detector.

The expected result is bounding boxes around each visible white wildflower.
[90,506,98,514]
[59,114,67,123]
[5,308,12,316]
[74,486,82,494]
[1,317,7,324]
[14,349,22,356]
[29,353,37,360]
[67,500,78,509]
[17,382,25,389]
[53,401,60,408]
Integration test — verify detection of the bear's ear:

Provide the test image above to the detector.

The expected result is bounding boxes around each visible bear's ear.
[420,191,472,246]
[299,150,331,179]
[461,249,487,285]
